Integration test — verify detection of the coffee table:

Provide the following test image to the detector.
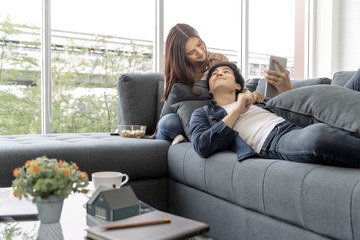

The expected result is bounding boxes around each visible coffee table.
[0,188,211,240]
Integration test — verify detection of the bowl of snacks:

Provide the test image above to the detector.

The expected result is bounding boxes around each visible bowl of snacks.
[118,125,146,138]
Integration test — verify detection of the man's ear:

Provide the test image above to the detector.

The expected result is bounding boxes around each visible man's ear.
[235,83,242,91]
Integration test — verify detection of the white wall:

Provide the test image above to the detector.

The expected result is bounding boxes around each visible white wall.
[338,0,360,71]
[314,0,360,78]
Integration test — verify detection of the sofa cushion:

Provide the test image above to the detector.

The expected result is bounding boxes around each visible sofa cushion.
[266,85,360,137]
[118,73,164,134]
[332,71,356,87]
[0,133,170,187]
[159,81,211,119]
[255,77,331,97]
[171,99,211,139]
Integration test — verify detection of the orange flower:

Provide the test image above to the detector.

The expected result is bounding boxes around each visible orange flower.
[13,192,19,198]
[25,160,31,167]
[59,160,63,167]
[55,166,59,170]
[81,172,88,179]
[13,168,19,177]
[63,169,70,176]
[32,166,40,173]
[74,163,79,170]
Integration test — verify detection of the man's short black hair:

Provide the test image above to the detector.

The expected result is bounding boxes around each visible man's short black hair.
[206,62,245,96]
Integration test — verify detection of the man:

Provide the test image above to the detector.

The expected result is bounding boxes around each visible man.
[190,62,360,167]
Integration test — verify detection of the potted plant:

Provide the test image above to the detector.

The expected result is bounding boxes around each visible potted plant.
[12,156,89,223]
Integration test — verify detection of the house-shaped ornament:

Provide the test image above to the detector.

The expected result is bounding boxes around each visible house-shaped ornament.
[86,185,139,221]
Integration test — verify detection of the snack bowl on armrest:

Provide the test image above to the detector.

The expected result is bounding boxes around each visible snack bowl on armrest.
[118,125,146,138]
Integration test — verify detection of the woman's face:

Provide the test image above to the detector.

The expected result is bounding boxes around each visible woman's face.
[185,37,206,63]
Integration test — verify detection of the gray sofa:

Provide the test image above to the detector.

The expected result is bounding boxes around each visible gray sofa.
[0,70,359,240]
[117,71,360,240]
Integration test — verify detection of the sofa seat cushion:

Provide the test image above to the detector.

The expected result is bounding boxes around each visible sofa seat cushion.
[168,142,360,240]
[0,133,170,187]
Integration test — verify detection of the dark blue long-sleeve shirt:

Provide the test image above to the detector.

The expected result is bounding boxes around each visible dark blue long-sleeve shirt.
[190,100,262,161]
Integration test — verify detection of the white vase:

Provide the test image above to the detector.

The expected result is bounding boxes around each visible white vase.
[36,195,64,223]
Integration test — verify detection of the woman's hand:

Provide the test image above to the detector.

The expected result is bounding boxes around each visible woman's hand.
[264,58,293,95]
[251,91,264,103]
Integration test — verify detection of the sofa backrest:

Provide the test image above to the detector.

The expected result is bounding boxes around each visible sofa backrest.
[332,71,356,87]
[117,73,164,134]
[117,71,355,135]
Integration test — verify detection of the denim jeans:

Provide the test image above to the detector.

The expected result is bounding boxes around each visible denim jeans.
[260,121,360,167]
[344,67,360,91]
[156,113,185,141]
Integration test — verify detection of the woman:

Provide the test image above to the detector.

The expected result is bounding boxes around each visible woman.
[154,23,229,144]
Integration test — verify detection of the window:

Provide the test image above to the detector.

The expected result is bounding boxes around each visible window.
[164,0,242,63]
[248,0,295,79]
[51,0,154,133]
[1,0,308,135]
[0,1,42,134]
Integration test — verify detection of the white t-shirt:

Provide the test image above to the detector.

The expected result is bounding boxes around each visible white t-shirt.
[222,103,285,153]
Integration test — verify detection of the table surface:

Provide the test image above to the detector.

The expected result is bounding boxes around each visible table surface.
[0,187,157,240]
[0,188,211,240]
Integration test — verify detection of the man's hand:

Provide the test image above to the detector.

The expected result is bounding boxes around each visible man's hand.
[235,92,253,115]
[243,88,264,104]
[222,92,254,129]
[264,58,293,95]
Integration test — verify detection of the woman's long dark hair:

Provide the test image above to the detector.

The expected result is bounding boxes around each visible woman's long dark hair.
[162,23,208,101]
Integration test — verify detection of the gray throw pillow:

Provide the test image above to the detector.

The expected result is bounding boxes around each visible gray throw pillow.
[171,100,211,140]
[256,77,332,97]
[266,85,360,137]
[160,81,211,119]
[118,73,164,134]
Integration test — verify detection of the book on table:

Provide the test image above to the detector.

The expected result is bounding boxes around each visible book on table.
[86,210,209,240]
[0,187,37,219]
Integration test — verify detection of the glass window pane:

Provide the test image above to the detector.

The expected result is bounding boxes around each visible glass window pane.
[164,0,241,63]
[0,1,42,135]
[51,0,154,133]
[249,0,295,79]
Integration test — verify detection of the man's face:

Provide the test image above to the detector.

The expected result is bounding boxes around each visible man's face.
[208,66,241,95]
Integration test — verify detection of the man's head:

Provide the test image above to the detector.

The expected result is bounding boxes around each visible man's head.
[206,62,245,98]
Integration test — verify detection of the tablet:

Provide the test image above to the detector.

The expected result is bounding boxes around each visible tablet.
[265,55,287,98]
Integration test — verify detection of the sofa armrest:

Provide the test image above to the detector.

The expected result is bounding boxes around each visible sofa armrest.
[117,73,164,134]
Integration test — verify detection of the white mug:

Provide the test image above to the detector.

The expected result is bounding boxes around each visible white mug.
[92,171,129,189]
